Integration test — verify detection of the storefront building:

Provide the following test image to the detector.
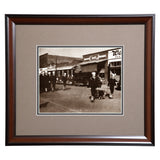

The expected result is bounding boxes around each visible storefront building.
[108,48,122,83]
[77,47,122,84]
[39,48,122,86]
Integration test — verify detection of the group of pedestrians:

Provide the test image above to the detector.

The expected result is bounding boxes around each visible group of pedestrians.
[40,71,68,93]
[40,70,117,102]
[88,71,117,102]
[40,71,56,93]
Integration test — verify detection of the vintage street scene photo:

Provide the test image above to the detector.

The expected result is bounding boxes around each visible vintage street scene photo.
[38,46,122,114]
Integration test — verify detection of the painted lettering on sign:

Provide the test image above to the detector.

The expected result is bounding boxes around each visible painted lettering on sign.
[108,49,122,59]
[84,54,107,61]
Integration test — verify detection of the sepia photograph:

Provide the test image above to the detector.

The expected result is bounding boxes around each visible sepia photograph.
[38,46,122,114]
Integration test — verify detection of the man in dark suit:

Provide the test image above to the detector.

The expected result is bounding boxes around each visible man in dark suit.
[89,72,99,102]
[40,71,45,93]
[109,71,116,99]
[62,72,67,90]
[50,71,56,91]
[44,71,49,92]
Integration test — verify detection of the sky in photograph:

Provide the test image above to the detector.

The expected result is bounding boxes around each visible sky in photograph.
[38,47,118,58]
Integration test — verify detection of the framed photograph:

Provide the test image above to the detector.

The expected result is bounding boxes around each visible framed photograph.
[6,14,155,145]
[38,46,123,115]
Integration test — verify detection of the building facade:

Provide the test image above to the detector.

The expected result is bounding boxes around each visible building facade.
[39,53,83,84]
[78,47,122,83]
[39,48,122,86]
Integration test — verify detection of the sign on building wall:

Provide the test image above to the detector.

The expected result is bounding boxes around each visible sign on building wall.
[83,51,108,62]
[108,48,122,60]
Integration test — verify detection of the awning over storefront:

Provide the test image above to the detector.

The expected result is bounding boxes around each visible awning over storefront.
[81,63,97,72]
[57,66,74,70]
[79,59,107,66]
[46,66,74,72]
[76,59,107,73]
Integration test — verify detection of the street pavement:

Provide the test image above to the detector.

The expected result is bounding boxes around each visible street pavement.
[39,84,122,114]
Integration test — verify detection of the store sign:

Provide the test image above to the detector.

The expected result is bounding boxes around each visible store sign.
[84,54,107,61]
[108,49,122,59]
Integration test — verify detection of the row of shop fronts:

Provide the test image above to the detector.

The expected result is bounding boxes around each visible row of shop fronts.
[39,47,122,87]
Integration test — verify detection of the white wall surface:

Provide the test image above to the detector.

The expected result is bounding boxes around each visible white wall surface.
[0,0,159,160]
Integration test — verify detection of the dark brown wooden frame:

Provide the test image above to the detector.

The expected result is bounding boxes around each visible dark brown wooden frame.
[5,14,155,146]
